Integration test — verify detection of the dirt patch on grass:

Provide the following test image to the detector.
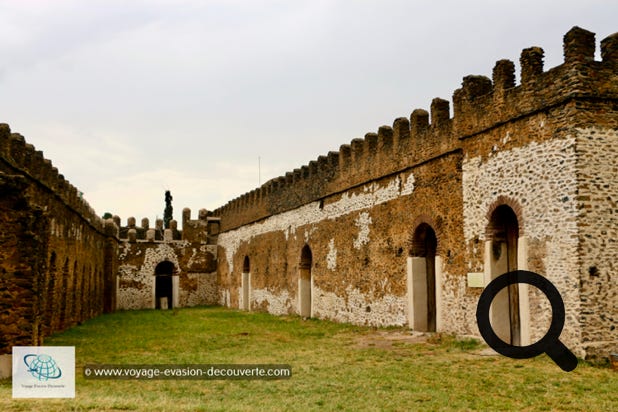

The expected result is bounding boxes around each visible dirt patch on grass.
[354,329,429,349]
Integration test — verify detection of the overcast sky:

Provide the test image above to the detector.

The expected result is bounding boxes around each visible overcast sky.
[0,0,616,225]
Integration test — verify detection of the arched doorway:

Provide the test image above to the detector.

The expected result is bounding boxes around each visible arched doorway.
[155,261,175,309]
[242,256,251,311]
[408,223,439,332]
[487,205,520,345]
[299,245,312,318]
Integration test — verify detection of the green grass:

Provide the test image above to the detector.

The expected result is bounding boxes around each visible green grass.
[1,306,616,411]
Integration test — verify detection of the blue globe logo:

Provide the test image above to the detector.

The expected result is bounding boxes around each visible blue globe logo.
[23,354,62,381]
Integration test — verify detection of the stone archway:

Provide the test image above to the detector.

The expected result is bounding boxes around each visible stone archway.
[242,256,251,311]
[155,261,175,309]
[487,205,521,345]
[299,245,312,318]
[408,223,440,332]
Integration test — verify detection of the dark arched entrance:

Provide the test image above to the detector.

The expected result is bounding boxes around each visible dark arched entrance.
[410,223,438,332]
[242,256,251,311]
[488,205,520,345]
[155,261,174,309]
[299,245,312,318]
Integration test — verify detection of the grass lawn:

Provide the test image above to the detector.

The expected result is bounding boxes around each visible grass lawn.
[1,306,616,411]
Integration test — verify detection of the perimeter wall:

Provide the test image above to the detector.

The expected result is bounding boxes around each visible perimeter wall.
[213,27,618,359]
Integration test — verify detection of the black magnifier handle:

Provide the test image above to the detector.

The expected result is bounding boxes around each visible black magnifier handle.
[545,340,578,372]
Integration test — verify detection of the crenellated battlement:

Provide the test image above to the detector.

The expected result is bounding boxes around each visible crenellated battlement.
[213,27,618,232]
[115,215,170,242]
[453,27,618,137]
[113,207,219,244]
[0,124,107,233]
[183,207,220,244]
[0,126,121,357]
[213,90,457,231]
[4,27,614,236]
[1,25,615,363]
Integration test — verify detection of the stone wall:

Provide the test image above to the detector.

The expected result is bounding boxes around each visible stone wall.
[574,125,618,359]
[214,27,618,360]
[462,124,580,352]
[0,26,615,364]
[217,154,465,329]
[0,174,48,353]
[116,209,218,310]
[0,125,118,356]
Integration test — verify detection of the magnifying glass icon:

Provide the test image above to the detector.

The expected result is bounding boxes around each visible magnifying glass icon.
[476,270,578,372]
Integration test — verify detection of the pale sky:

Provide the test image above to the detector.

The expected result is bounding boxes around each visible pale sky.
[0,0,616,225]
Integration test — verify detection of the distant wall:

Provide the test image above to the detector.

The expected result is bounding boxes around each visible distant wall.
[115,209,218,310]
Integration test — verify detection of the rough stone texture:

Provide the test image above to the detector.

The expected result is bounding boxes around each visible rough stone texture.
[116,210,218,310]
[0,126,117,355]
[575,127,618,359]
[463,135,580,351]
[217,157,464,329]
[0,27,616,363]
[0,175,47,353]
[213,27,618,360]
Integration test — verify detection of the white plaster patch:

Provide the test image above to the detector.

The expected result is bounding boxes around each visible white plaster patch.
[326,238,337,271]
[251,288,295,316]
[117,264,138,278]
[219,289,231,307]
[353,211,372,249]
[218,172,415,273]
[312,285,407,327]
[502,131,511,145]
[401,172,415,195]
[236,286,243,308]
[119,242,131,260]
[304,226,317,244]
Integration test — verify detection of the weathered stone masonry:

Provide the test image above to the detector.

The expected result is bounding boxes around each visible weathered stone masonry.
[0,124,118,367]
[0,125,221,378]
[213,27,618,359]
[0,27,616,368]
[114,210,219,310]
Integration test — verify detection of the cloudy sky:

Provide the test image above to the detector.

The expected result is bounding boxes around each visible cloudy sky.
[0,0,616,225]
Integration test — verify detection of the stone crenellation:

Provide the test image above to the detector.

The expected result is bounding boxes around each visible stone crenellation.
[211,27,617,361]
[213,27,618,233]
[0,127,120,362]
[454,27,618,138]
[0,27,616,373]
[212,96,457,232]
[0,124,106,233]
[114,207,220,244]
[114,208,219,312]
